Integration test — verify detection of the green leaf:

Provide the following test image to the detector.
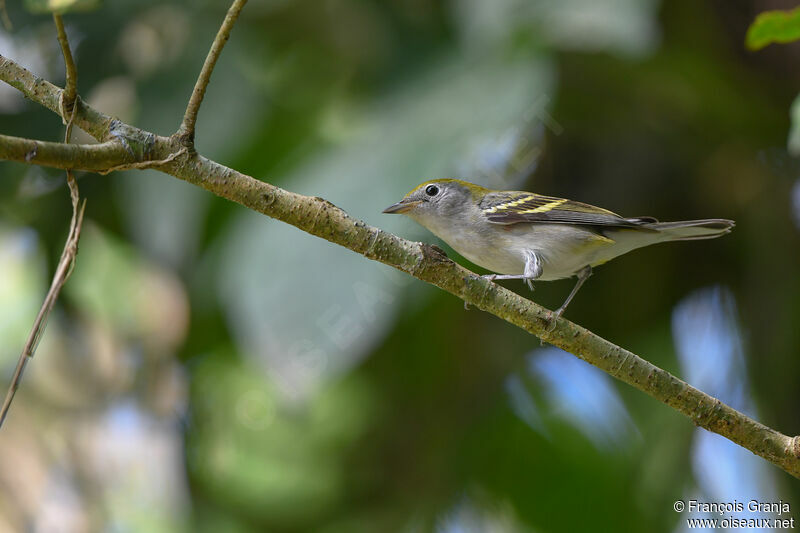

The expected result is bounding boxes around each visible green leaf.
[745,6,800,50]
[24,0,101,14]
[789,93,800,157]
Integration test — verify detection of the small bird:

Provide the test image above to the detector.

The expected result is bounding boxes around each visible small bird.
[383,179,734,322]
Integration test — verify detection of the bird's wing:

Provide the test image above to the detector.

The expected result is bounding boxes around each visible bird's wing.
[479,191,657,227]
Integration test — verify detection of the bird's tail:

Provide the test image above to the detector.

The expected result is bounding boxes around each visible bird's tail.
[646,219,735,241]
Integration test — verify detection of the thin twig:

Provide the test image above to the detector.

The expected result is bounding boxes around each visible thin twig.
[95,147,188,175]
[176,0,248,144]
[0,21,85,429]
[53,14,77,121]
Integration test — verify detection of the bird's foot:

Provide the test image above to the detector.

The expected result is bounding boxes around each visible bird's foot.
[544,307,565,333]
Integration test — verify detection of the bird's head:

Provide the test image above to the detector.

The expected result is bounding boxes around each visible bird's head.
[382,179,488,225]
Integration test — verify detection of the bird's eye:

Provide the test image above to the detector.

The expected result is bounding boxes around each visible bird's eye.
[425,184,439,196]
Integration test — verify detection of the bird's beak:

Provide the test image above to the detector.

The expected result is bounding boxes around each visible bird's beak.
[382,199,420,214]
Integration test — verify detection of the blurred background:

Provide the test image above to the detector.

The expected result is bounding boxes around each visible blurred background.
[1,0,799,531]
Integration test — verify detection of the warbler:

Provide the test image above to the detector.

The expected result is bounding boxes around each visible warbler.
[383,179,734,321]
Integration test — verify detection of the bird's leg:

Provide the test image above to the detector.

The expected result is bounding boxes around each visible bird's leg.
[546,265,592,331]
[481,250,542,291]
[521,249,542,290]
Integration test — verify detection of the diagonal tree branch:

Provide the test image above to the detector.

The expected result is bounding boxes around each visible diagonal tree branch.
[176,0,248,145]
[0,42,798,477]
[0,54,113,141]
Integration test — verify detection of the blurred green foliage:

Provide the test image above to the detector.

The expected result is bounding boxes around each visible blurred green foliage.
[1,1,799,532]
[746,6,800,51]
